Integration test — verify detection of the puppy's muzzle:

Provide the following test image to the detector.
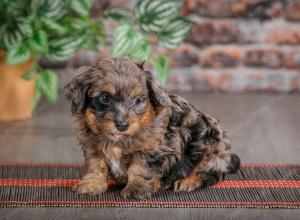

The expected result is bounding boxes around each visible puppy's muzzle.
[114,120,129,132]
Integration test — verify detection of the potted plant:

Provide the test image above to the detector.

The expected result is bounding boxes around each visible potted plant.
[104,0,193,85]
[0,0,105,121]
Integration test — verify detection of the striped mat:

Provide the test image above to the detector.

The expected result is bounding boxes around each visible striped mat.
[0,163,299,208]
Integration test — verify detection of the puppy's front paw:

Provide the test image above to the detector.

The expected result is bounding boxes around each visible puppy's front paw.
[122,182,153,200]
[73,176,108,195]
[173,175,202,192]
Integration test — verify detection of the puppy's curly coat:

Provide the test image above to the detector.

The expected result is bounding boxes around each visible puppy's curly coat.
[64,58,240,200]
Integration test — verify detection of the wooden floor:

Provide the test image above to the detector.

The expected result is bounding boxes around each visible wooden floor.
[0,93,299,219]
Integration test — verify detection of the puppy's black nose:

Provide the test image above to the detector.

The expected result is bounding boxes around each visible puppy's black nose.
[115,121,129,132]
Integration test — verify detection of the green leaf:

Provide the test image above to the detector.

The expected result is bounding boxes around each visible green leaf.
[71,0,93,16]
[30,0,44,12]
[41,17,66,34]
[22,68,36,80]
[2,22,28,49]
[2,32,19,49]
[128,38,152,62]
[29,30,48,53]
[6,0,28,16]
[17,18,34,37]
[154,56,169,85]
[45,0,68,19]
[47,35,85,62]
[32,77,42,111]
[104,8,135,24]
[111,24,143,57]
[92,20,106,44]
[63,17,90,32]
[5,43,31,65]
[77,20,105,50]
[159,17,193,49]
[39,70,59,102]
[31,0,67,20]
[135,0,180,33]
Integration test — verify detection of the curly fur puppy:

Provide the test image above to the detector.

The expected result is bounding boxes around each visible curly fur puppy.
[64,58,240,200]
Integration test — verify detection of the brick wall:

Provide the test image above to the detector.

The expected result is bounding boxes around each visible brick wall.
[54,0,300,93]
[168,0,300,92]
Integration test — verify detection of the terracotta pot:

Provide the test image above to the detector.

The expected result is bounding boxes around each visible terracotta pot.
[0,51,35,121]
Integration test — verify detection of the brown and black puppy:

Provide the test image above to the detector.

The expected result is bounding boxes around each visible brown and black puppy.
[64,57,240,200]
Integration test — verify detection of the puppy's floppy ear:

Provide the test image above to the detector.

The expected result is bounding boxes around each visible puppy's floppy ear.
[64,66,100,114]
[145,71,171,108]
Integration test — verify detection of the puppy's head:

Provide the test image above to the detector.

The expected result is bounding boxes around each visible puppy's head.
[64,58,171,142]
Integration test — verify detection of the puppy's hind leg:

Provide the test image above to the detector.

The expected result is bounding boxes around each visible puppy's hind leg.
[200,153,240,187]
[173,142,237,191]
[173,148,215,192]
[227,153,241,174]
[173,174,203,192]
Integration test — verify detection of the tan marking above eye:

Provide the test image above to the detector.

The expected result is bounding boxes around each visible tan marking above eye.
[88,82,116,97]
[102,84,116,96]
[129,87,145,98]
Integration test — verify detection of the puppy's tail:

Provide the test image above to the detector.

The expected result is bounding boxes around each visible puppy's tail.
[227,153,241,174]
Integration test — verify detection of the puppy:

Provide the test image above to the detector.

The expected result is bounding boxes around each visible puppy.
[64,58,240,200]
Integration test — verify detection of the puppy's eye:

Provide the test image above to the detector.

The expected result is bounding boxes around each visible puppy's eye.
[134,97,143,105]
[99,93,112,104]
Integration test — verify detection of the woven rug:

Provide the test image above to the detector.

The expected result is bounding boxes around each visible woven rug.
[0,163,299,208]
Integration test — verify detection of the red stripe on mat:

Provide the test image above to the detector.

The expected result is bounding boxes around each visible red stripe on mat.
[240,164,300,168]
[0,179,117,187]
[0,162,299,168]
[1,200,300,207]
[213,180,300,188]
[1,179,299,188]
